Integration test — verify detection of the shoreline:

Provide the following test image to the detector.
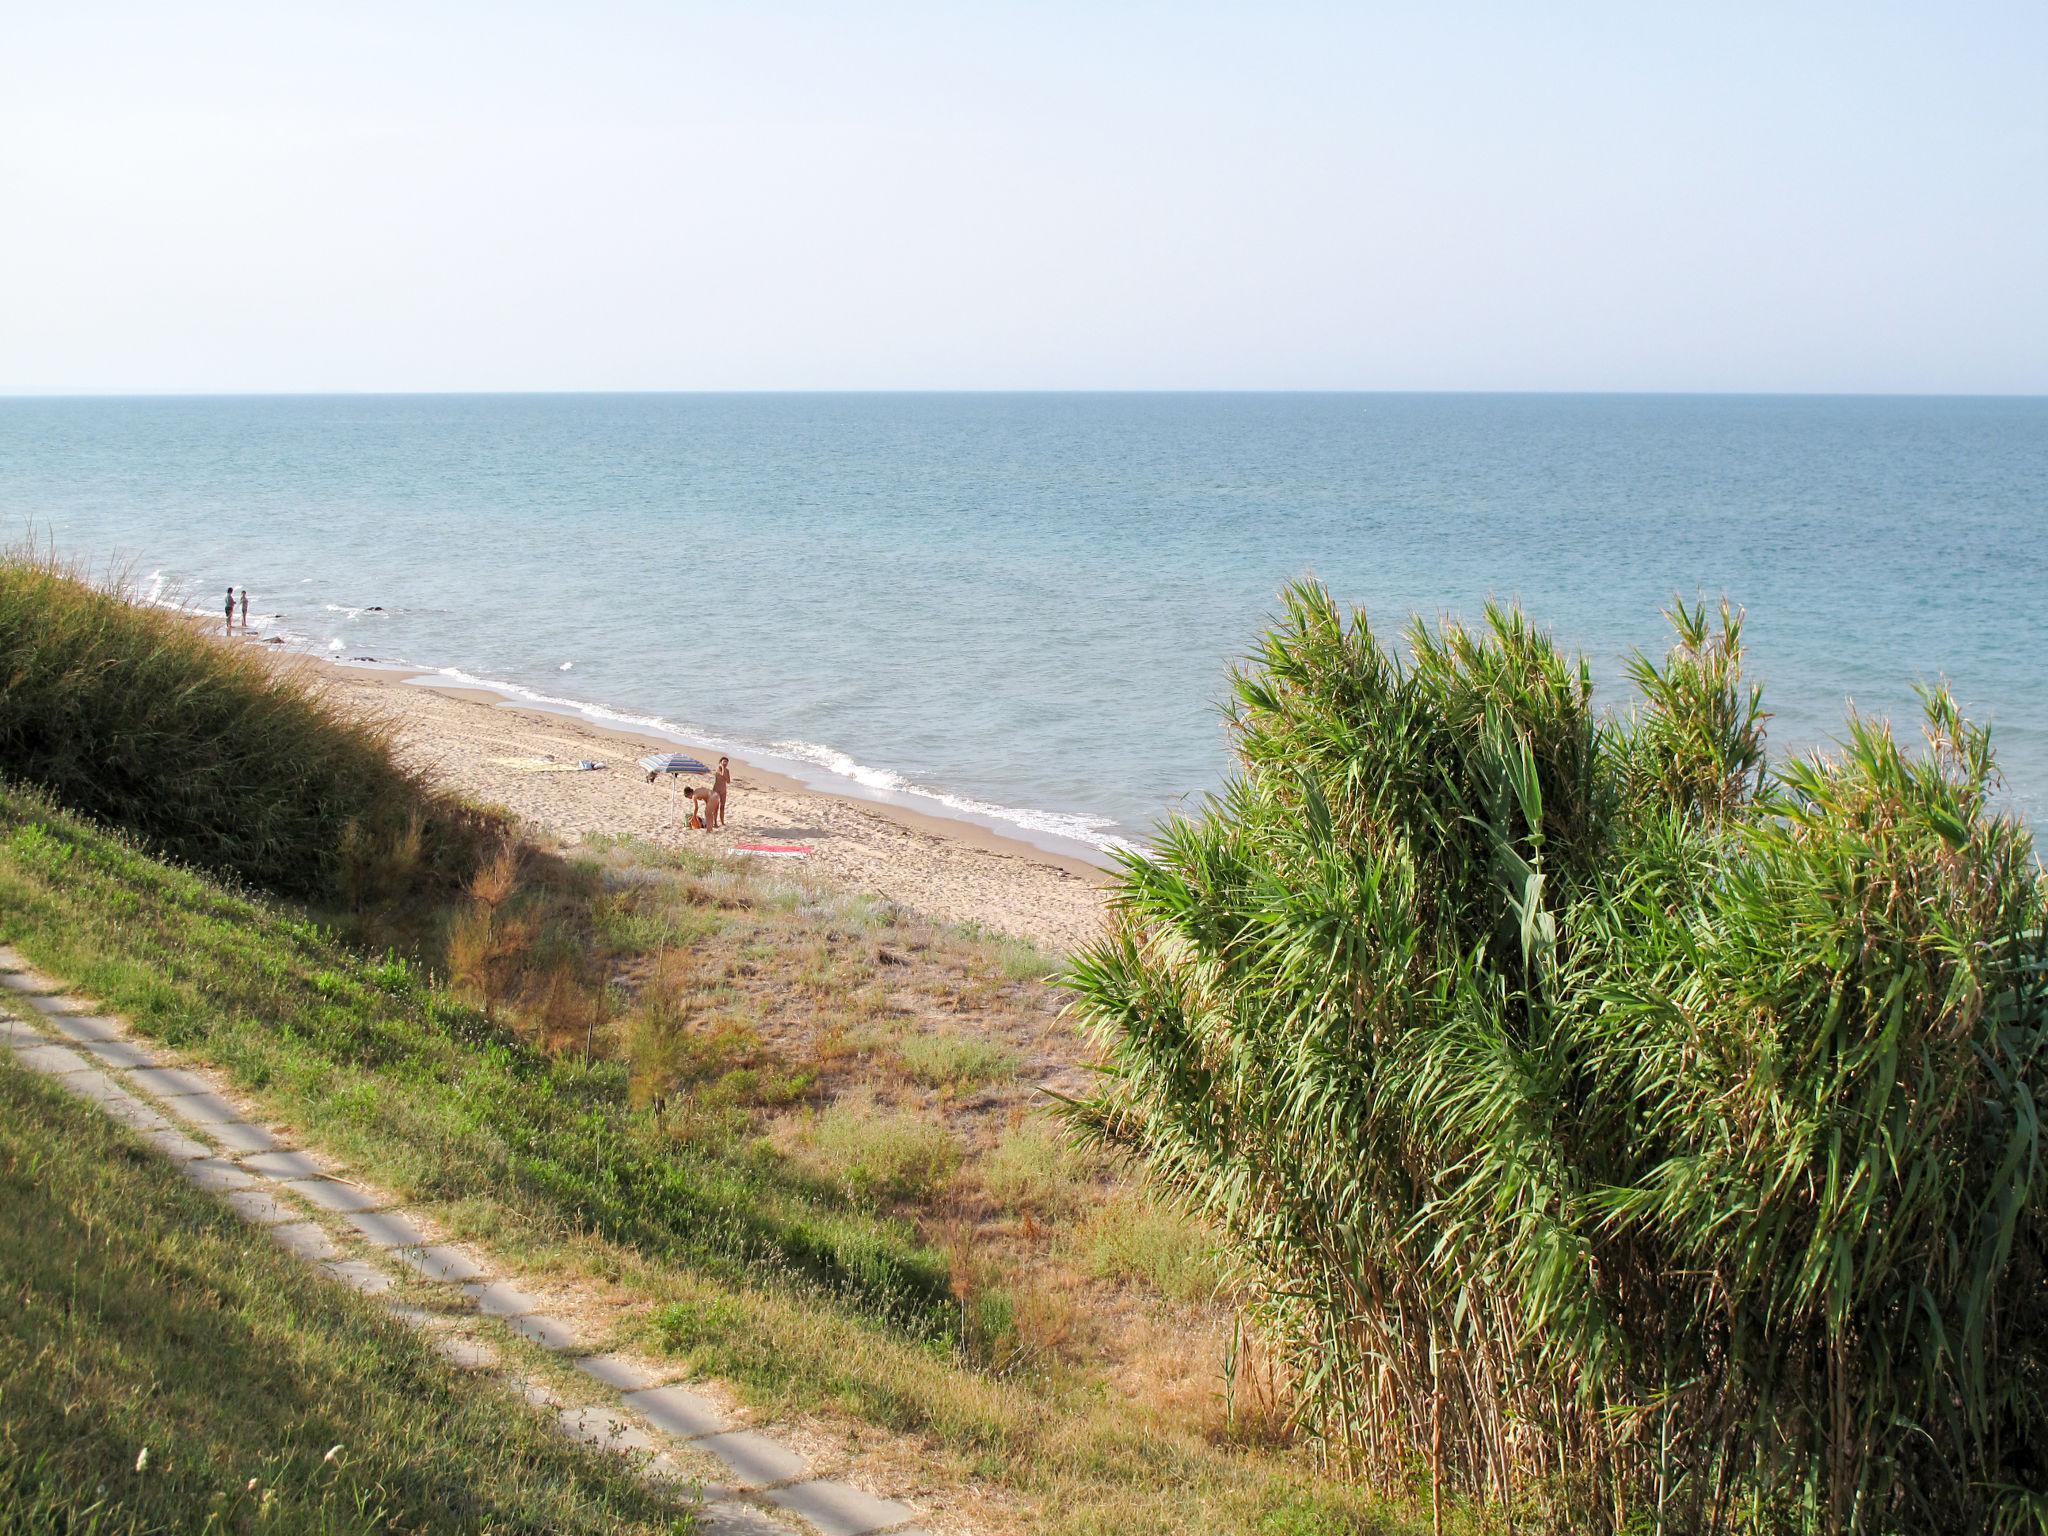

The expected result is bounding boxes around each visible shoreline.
[291,649,1111,954]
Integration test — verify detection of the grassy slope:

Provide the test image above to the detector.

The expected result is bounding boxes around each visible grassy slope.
[0,784,1419,1535]
[0,1059,695,1536]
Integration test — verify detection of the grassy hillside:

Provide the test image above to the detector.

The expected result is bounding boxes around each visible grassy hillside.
[0,1058,697,1535]
[0,554,492,902]
[0,783,1417,1534]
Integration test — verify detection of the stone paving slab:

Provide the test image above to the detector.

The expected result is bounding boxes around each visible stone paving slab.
[764,1480,921,1536]
[0,1015,40,1045]
[128,1065,215,1098]
[399,1242,486,1284]
[137,1124,213,1161]
[77,1037,157,1069]
[45,1014,127,1044]
[503,1311,582,1352]
[205,1119,284,1156]
[345,1208,431,1249]
[225,1187,297,1225]
[12,1042,95,1075]
[577,1352,667,1393]
[270,1221,340,1262]
[512,1377,564,1411]
[460,1278,547,1317]
[26,994,94,1016]
[0,971,57,994]
[700,1501,809,1536]
[430,1332,501,1371]
[241,1148,329,1179]
[284,1176,382,1214]
[559,1404,664,1458]
[181,1157,262,1192]
[99,1093,176,1134]
[156,1088,247,1125]
[696,1429,811,1490]
[55,1071,152,1109]
[622,1383,726,1441]
[324,1257,396,1296]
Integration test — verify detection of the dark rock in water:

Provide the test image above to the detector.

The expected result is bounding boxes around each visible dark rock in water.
[350,655,379,662]
[364,605,385,612]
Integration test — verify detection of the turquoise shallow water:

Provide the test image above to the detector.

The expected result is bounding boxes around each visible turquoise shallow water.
[3,392,2044,851]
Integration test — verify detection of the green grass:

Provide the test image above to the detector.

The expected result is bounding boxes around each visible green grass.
[981,1123,1089,1215]
[0,1058,695,1535]
[1080,1194,1228,1304]
[0,781,1426,1535]
[801,1099,963,1202]
[893,1031,1022,1091]
[0,781,953,1334]
[0,553,493,903]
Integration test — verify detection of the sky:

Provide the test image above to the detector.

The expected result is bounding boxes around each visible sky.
[2,2,2044,394]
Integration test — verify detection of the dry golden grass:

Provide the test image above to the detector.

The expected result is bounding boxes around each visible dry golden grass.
[436,829,1242,1413]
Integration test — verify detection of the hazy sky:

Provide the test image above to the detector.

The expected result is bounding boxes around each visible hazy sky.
[4,2,2044,393]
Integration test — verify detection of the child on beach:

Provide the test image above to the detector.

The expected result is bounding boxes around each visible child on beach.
[686,787,708,830]
[239,588,249,628]
[223,587,236,633]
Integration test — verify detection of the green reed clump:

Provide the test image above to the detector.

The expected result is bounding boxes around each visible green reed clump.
[0,553,493,902]
[1064,580,2048,1534]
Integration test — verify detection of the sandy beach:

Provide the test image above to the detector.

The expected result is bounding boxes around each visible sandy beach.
[302,658,1110,955]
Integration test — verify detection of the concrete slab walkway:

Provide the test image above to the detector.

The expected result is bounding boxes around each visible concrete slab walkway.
[0,949,929,1536]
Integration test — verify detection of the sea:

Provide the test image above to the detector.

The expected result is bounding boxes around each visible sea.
[2,393,2043,858]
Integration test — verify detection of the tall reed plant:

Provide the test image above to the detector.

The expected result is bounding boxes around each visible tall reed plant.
[1064,581,2048,1533]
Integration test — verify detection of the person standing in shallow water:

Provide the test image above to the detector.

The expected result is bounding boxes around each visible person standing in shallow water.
[238,588,249,629]
[223,587,235,633]
[712,756,731,829]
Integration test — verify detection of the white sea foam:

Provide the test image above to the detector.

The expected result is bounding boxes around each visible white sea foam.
[418,667,1131,854]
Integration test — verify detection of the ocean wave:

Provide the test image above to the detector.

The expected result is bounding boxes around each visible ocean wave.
[769,738,1135,851]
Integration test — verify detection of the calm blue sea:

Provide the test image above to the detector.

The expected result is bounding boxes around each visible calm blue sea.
[3,393,2044,854]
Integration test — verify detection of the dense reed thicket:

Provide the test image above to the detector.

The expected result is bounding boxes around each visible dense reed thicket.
[0,556,492,901]
[1066,581,2048,1534]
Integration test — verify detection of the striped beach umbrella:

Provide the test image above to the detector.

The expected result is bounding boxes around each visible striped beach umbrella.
[639,752,709,825]
[637,752,709,775]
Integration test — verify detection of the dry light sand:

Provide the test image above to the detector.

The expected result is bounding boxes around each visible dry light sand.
[308,660,1111,955]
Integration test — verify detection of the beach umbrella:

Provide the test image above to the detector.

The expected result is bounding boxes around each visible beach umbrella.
[638,752,709,824]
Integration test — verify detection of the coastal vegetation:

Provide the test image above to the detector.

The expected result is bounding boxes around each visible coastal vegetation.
[0,557,1400,1532]
[0,554,497,903]
[1066,581,2048,1533]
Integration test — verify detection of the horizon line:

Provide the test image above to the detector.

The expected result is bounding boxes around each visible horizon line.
[4,386,2047,401]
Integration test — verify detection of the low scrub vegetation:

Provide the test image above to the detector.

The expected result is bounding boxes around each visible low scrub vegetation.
[1067,582,2048,1533]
